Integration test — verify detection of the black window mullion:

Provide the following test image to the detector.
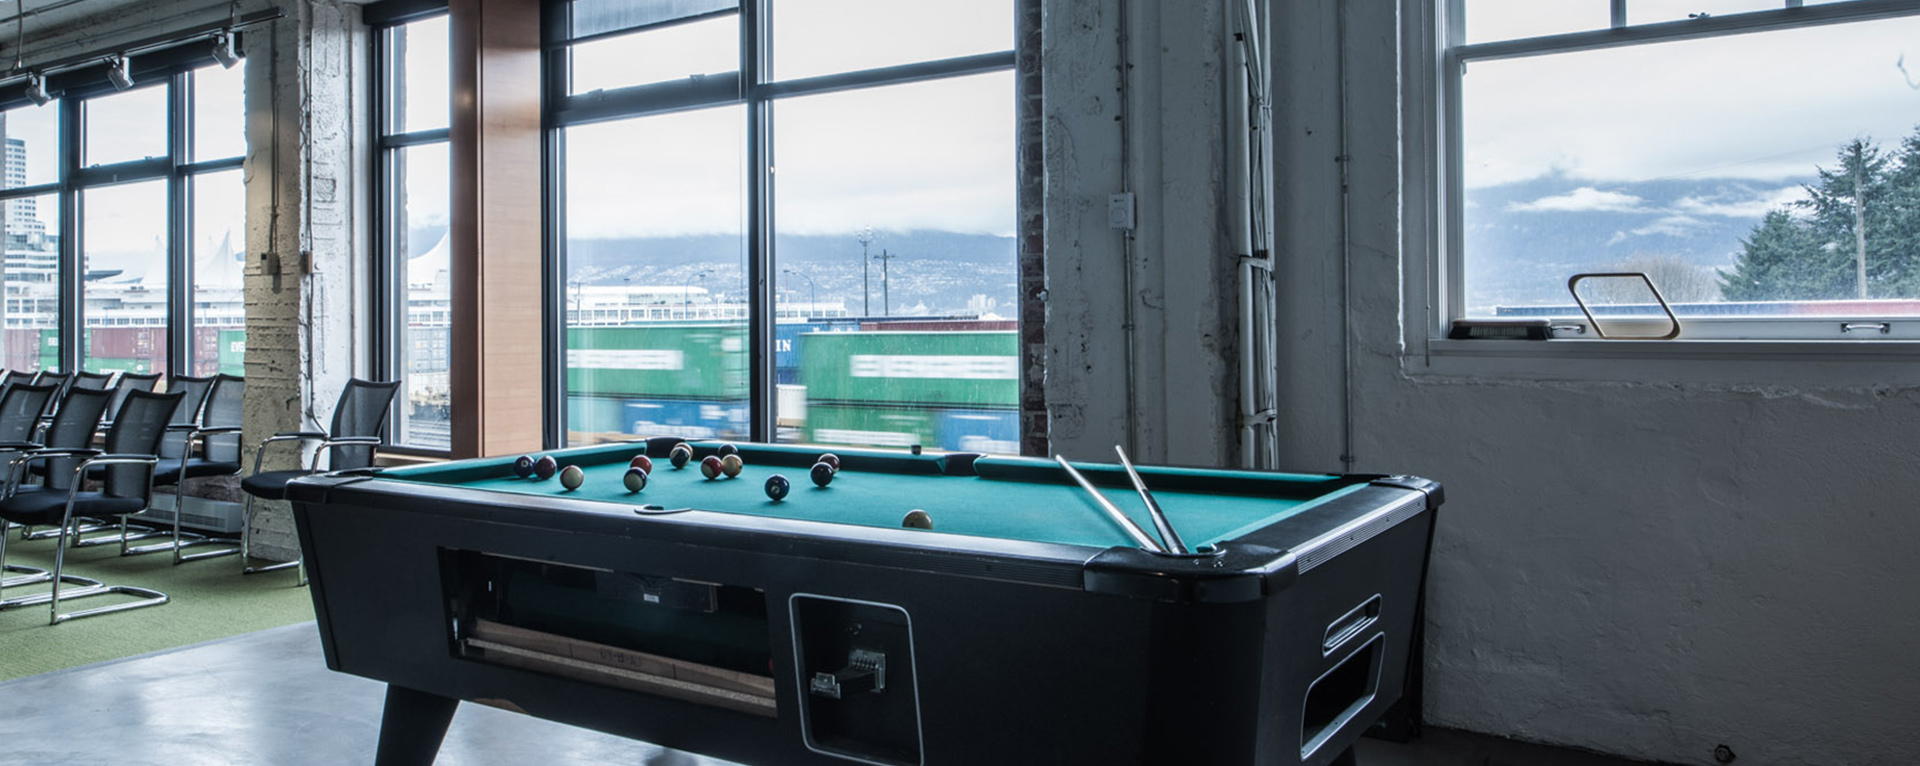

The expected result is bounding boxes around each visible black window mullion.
[171,72,190,378]
[744,0,772,443]
[57,96,79,374]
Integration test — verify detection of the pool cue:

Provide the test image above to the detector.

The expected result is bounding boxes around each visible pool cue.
[1113,446,1188,555]
[1054,455,1166,553]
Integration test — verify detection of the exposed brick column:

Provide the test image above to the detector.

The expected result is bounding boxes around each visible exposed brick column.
[1017,0,1047,458]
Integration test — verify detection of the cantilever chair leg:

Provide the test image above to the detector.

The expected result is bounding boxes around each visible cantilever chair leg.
[0,518,107,610]
[40,516,166,625]
[238,494,304,584]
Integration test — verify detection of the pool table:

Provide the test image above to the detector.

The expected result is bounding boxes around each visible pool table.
[287,438,1442,766]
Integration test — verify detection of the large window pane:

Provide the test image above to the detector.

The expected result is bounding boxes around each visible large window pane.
[569,14,738,95]
[1,104,59,188]
[563,106,748,445]
[771,0,1013,81]
[1,191,58,372]
[1458,15,1920,321]
[1462,1,1610,43]
[772,72,1017,453]
[81,180,168,375]
[396,143,451,450]
[191,170,245,376]
[84,86,168,166]
[193,62,247,162]
[394,15,451,133]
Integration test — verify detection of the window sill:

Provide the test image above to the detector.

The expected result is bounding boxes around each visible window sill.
[1408,338,1920,387]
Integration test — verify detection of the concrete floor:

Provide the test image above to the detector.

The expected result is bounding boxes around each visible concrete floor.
[0,622,1658,766]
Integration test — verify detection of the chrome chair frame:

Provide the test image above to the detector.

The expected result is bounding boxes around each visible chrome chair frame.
[124,423,246,563]
[0,450,167,624]
[240,432,383,584]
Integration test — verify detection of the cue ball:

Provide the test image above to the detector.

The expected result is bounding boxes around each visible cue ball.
[559,464,584,491]
[717,442,739,457]
[810,461,835,488]
[512,455,535,479]
[623,467,649,492]
[902,509,933,529]
[629,454,654,474]
[670,444,693,469]
[816,453,841,473]
[764,474,790,501]
[533,455,558,481]
[721,454,743,478]
[701,455,724,480]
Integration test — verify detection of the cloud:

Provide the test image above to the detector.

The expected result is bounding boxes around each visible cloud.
[1508,187,1650,213]
[1674,186,1807,218]
[1630,215,1705,237]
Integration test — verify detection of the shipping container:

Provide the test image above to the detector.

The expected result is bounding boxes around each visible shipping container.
[623,398,748,441]
[936,409,1020,455]
[567,323,748,401]
[804,404,937,450]
[797,330,1017,407]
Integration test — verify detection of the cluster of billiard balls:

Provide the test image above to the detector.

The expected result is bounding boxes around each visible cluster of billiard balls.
[762,451,840,503]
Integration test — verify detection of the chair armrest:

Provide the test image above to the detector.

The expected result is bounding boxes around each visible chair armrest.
[21,447,105,460]
[273,431,332,441]
[0,440,44,451]
[79,453,160,467]
[309,437,384,471]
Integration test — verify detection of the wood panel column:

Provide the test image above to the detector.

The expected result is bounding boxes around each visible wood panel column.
[448,0,544,458]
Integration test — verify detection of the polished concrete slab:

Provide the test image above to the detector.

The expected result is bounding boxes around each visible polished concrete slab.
[0,622,1658,766]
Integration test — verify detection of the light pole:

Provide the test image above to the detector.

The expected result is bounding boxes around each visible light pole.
[872,248,896,316]
[682,270,709,319]
[856,226,875,315]
[781,268,817,317]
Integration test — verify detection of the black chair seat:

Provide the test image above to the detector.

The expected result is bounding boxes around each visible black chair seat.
[149,458,245,487]
[240,469,315,501]
[0,489,149,526]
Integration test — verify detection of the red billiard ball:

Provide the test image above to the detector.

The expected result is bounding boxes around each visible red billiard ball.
[629,454,654,474]
[764,474,790,501]
[701,455,724,480]
[513,455,535,479]
[623,467,649,493]
[533,455,558,481]
[810,461,834,488]
[721,454,743,478]
[670,444,693,469]
[816,453,841,473]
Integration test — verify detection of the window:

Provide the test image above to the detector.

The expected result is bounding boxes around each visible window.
[373,12,452,451]
[1442,1,1920,341]
[0,106,60,372]
[552,0,1019,453]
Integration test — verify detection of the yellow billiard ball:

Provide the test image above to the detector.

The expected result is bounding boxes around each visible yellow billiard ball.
[721,454,743,478]
[902,509,933,529]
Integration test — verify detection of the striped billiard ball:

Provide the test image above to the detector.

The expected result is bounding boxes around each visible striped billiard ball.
[701,455,724,480]
[623,467,649,492]
[721,454,744,478]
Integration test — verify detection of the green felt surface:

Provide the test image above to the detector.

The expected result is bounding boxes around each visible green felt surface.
[383,442,1363,550]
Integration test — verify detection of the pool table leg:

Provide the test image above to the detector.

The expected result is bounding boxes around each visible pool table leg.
[373,684,460,766]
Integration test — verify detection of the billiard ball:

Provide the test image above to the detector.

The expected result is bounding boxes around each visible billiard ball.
[764,474,790,501]
[559,464,584,491]
[717,442,739,457]
[721,454,743,478]
[701,455,724,480]
[816,453,841,473]
[629,454,654,474]
[670,444,693,469]
[512,455,535,479]
[902,509,933,529]
[810,461,834,488]
[623,467,649,492]
[533,455,558,481]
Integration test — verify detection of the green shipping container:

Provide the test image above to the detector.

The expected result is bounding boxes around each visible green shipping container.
[567,324,748,400]
[38,329,57,371]
[219,329,247,376]
[798,331,1017,407]
[804,404,937,450]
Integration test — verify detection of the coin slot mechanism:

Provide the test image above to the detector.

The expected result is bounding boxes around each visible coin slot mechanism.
[791,595,922,766]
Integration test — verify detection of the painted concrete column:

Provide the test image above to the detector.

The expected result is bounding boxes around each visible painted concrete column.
[242,0,365,562]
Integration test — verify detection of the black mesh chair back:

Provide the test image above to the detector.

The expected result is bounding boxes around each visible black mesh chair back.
[0,383,56,443]
[31,371,72,418]
[104,372,162,421]
[327,379,402,470]
[37,386,113,493]
[200,374,245,464]
[157,375,215,462]
[100,389,186,499]
[72,371,114,390]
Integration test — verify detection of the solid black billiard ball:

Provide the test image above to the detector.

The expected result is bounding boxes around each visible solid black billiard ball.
[721,454,743,478]
[717,442,739,457]
[670,444,693,469]
[533,455,559,481]
[810,461,835,488]
[623,467,649,492]
[902,509,933,529]
[559,464,584,491]
[629,454,654,474]
[701,455,724,480]
[513,455,535,479]
[764,474,790,501]
[816,453,841,473]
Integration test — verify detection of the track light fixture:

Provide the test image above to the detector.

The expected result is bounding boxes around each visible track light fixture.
[211,29,241,69]
[24,71,50,105]
[106,54,132,91]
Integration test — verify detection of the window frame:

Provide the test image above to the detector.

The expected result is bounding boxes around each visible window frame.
[370,6,453,455]
[1426,0,1920,361]
[541,0,1021,448]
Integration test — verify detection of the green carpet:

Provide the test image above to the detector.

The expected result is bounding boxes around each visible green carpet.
[0,528,315,682]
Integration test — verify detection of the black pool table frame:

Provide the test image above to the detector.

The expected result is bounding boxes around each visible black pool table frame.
[288,442,1441,766]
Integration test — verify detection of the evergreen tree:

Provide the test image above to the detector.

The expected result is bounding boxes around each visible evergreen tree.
[1720,210,1844,301]
[1721,132,1920,301]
